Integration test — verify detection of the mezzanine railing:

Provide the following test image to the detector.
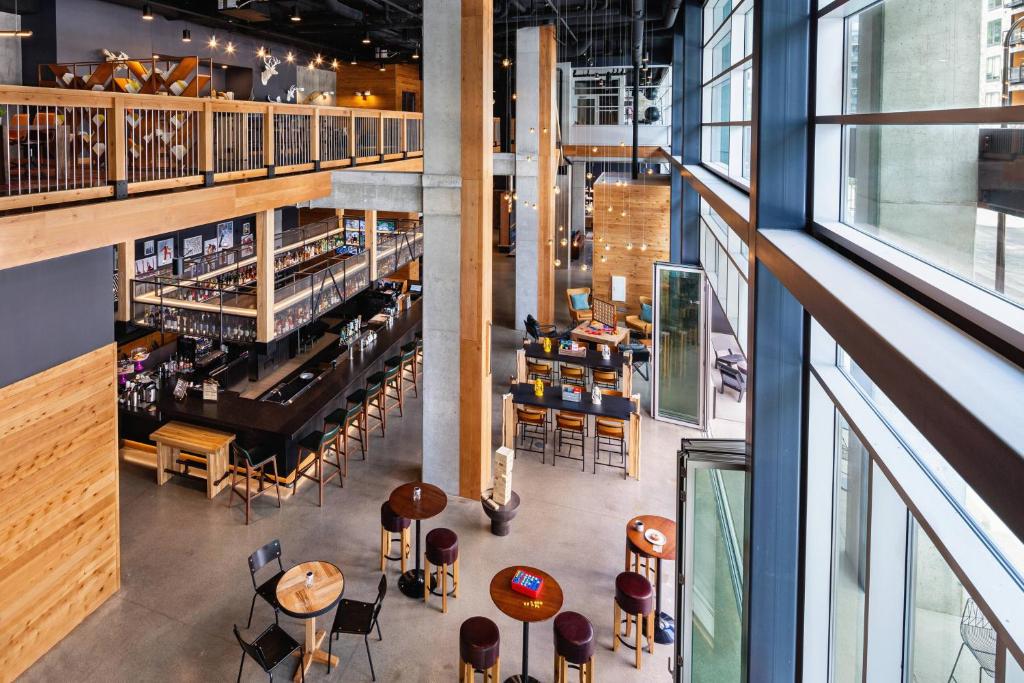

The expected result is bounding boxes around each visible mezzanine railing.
[0,85,424,211]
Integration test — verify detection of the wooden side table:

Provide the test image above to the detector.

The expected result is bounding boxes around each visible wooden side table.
[276,560,345,682]
[149,421,235,498]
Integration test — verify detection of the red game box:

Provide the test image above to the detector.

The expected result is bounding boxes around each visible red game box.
[510,569,543,598]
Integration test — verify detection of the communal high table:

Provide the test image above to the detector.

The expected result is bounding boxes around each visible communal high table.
[501,383,643,478]
[516,343,633,395]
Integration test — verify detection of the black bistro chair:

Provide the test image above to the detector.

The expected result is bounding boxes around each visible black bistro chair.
[246,539,285,629]
[524,315,564,342]
[327,574,387,681]
[233,623,303,683]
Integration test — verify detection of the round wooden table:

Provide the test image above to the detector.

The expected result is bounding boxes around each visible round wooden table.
[627,514,677,644]
[275,561,345,682]
[389,481,448,598]
[489,566,563,683]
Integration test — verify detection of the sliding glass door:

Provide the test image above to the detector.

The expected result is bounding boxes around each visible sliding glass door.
[653,262,707,428]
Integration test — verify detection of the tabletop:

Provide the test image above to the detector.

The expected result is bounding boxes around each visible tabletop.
[510,383,635,421]
[389,481,448,520]
[523,342,625,370]
[570,322,630,344]
[626,515,677,561]
[149,420,235,454]
[276,561,345,619]
[489,566,563,623]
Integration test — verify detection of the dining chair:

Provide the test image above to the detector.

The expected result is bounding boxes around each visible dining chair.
[515,408,548,462]
[554,413,586,471]
[246,539,285,629]
[328,574,388,681]
[233,623,303,683]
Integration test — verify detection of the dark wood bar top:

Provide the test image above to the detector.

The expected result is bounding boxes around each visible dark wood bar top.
[523,342,626,371]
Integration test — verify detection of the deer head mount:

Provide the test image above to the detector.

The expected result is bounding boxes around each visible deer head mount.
[286,85,298,102]
[260,54,280,86]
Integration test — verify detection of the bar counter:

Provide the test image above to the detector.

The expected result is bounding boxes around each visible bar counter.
[120,298,422,477]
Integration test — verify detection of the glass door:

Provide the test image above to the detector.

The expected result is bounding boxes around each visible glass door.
[677,438,748,683]
[653,262,707,428]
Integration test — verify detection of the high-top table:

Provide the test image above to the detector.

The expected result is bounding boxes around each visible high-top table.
[389,481,447,598]
[490,566,563,683]
[275,560,345,682]
[627,515,678,644]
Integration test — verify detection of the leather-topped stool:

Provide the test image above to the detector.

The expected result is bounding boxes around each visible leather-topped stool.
[383,356,404,417]
[400,341,419,397]
[379,501,411,574]
[365,371,386,437]
[424,527,459,613]
[553,611,595,682]
[295,424,343,507]
[612,571,655,669]
[326,389,368,465]
[459,616,500,682]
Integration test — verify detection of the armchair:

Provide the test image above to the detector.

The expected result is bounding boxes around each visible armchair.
[565,287,593,325]
[625,296,653,338]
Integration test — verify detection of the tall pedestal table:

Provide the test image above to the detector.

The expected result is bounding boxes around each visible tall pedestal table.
[489,566,563,683]
[389,481,448,598]
[626,514,678,644]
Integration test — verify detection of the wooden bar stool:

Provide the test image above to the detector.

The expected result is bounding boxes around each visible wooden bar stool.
[383,356,404,417]
[400,341,419,397]
[415,334,424,375]
[612,571,655,669]
[559,364,587,389]
[365,372,387,437]
[625,537,656,584]
[459,616,500,682]
[424,527,459,613]
[553,413,586,471]
[528,361,553,382]
[592,368,618,391]
[295,424,343,506]
[594,417,628,477]
[515,408,548,462]
[326,390,367,468]
[226,443,282,525]
[379,501,411,573]
[553,611,595,683]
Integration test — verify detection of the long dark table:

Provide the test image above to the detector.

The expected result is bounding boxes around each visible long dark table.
[509,382,635,420]
[121,299,422,476]
[523,342,625,371]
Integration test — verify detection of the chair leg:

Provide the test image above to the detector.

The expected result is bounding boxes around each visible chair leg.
[612,601,620,652]
[494,656,500,683]
[423,556,430,602]
[327,633,334,674]
[947,643,966,683]
[237,651,245,683]
[246,592,258,629]
[227,458,237,508]
[587,656,594,683]
[561,657,568,682]
[376,616,383,641]
[365,634,376,681]
[401,527,409,574]
[453,556,459,597]
[271,460,281,508]
[554,654,561,683]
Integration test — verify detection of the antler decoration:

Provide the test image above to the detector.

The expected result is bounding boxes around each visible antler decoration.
[260,54,281,86]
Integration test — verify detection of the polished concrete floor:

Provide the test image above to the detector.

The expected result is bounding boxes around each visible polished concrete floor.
[21,251,695,682]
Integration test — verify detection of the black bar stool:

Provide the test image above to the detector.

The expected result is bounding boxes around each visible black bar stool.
[296,424,343,506]
[383,356,404,417]
[365,371,387,437]
[226,443,282,525]
[326,389,368,468]
[415,333,423,375]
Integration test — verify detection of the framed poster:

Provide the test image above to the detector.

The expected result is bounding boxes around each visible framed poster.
[143,240,155,256]
[204,238,219,255]
[241,221,253,245]
[218,222,234,249]
[182,235,203,258]
[135,255,157,275]
[156,238,174,266]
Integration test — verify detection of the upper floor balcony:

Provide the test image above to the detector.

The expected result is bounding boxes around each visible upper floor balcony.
[559,65,672,150]
[0,84,423,213]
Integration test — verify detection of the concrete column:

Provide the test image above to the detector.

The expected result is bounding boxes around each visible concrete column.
[514,25,557,328]
[421,0,493,498]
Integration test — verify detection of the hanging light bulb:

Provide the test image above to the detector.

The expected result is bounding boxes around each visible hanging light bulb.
[291,4,302,21]
[604,243,611,251]
[350,56,358,65]
[581,263,589,271]
[598,236,604,243]
[640,243,648,251]
[412,45,420,60]
[543,127,548,133]
[620,209,627,217]
[600,254,607,263]
[512,192,518,200]
[553,185,560,194]
[182,29,192,43]
[554,258,562,267]
[314,54,323,66]
[208,35,218,49]
[558,225,564,232]
[646,167,653,175]
[286,51,295,63]
[626,242,634,250]
[607,205,613,212]
[531,203,537,210]
[512,92,517,100]
[591,146,598,153]
[586,172,593,180]
[361,31,371,44]
[502,57,512,68]
[529,127,535,134]
[560,237,568,247]
[226,42,236,54]
[331,59,340,69]
[142,4,154,20]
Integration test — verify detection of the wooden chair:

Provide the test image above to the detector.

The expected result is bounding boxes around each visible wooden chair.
[592,368,618,391]
[594,411,628,478]
[554,413,586,471]
[295,424,344,506]
[226,443,281,525]
[527,361,553,383]
[625,296,653,338]
[559,364,587,389]
[515,408,548,462]
[565,287,593,325]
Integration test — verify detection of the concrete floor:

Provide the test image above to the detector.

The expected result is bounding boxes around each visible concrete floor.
[21,250,695,682]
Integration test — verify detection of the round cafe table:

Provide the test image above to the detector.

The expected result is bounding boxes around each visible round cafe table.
[389,481,448,598]
[627,514,677,644]
[275,561,345,682]
[489,566,563,683]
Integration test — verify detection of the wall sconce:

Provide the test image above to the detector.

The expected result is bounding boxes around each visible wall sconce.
[357,90,371,101]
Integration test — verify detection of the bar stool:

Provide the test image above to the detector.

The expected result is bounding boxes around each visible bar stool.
[296,424,344,506]
[459,616,500,682]
[553,413,585,471]
[383,356,404,417]
[528,361,553,382]
[379,501,411,573]
[553,611,595,683]
[559,364,587,389]
[226,443,281,525]
[415,334,424,375]
[400,341,419,397]
[612,571,655,669]
[592,368,618,391]
[625,537,656,584]
[365,371,387,437]
[326,389,368,463]
[424,527,459,613]
[515,408,548,462]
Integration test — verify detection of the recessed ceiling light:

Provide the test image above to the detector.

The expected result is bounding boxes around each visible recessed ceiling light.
[362,32,371,45]
[142,4,154,20]
[290,5,301,22]
[350,56,357,65]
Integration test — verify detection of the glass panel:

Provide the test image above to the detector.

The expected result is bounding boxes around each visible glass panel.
[842,123,1024,307]
[1008,649,1024,683]
[654,265,704,425]
[830,415,868,683]
[843,0,1018,113]
[906,523,997,681]
[690,467,746,682]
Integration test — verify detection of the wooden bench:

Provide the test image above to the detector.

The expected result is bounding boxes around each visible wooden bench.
[150,421,235,498]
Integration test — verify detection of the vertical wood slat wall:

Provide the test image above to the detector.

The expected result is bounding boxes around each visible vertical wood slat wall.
[0,344,120,682]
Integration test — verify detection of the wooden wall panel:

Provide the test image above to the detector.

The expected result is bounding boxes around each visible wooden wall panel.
[336,64,423,111]
[0,344,119,682]
[394,64,423,112]
[591,173,671,317]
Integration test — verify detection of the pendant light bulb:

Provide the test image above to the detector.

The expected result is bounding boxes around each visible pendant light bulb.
[182,29,192,43]
[291,5,302,22]
[554,258,562,267]
[142,4,154,21]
